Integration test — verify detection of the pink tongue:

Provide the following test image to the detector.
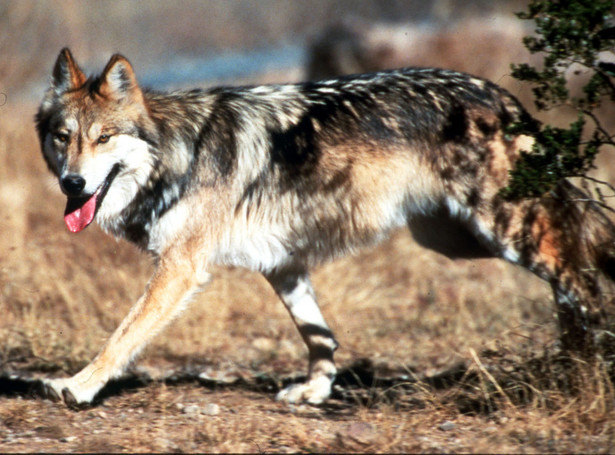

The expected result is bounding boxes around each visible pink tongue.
[64,194,97,233]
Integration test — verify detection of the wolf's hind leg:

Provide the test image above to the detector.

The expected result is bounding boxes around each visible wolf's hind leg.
[266,271,338,405]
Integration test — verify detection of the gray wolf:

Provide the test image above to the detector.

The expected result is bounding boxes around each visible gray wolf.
[35,48,615,407]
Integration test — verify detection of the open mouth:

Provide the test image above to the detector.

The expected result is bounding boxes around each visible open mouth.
[64,164,121,233]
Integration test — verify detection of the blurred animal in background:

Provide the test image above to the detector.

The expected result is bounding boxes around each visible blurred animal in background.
[307,17,534,90]
[34,47,614,408]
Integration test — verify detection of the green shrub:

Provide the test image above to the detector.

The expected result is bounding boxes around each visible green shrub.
[502,0,615,205]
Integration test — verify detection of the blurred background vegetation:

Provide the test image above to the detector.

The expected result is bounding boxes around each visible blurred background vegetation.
[1,0,528,96]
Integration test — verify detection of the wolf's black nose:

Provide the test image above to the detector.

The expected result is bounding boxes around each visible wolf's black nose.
[61,174,86,196]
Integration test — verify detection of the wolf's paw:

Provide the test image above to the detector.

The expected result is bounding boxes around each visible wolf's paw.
[276,375,333,405]
[36,380,61,402]
[40,378,97,409]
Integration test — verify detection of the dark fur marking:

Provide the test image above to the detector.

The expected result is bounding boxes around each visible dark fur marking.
[447,148,480,180]
[270,114,320,179]
[467,188,481,207]
[89,76,111,100]
[309,81,400,141]
[34,112,56,173]
[476,116,498,138]
[115,67,132,93]
[308,346,336,367]
[323,165,353,193]
[120,165,194,247]
[598,252,615,281]
[124,222,149,246]
[236,169,269,217]
[442,102,469,143]
[440,166,455,181]
[492,200,513,236]
[517,209,542,269]
[451,149,465,166]
[195,92,239,179]
[497,107,514,132]
[269,85,390,189]
[299,323,338,345]
[135,125,159,148]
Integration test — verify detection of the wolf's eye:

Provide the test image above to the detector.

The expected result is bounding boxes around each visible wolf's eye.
[97,134,111,144]
[54,132,69,144]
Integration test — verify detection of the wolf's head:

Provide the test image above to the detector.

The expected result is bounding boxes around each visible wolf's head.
[36,48,157,233]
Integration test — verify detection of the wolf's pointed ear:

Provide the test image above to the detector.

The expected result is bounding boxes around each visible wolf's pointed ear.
[52,48,87,92]
[98,54,142,100]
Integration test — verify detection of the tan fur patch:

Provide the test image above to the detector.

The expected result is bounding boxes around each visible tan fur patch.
[532,212,563,270]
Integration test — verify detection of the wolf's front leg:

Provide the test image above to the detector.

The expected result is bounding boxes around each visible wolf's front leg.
[266,271,339,405]
[42,252,210,407]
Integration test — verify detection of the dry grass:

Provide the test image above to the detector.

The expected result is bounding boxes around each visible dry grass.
[2,2,615,452]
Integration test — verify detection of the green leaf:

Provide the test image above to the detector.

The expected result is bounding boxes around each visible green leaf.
[502,0,615,200]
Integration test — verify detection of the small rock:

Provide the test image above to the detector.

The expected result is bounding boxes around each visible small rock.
[163,439,181,451]
[346,421,376,445]
[485,424,498,434]
[438,420,456,431]
[496,415,509,424]
[202,403,220,416]
[59,436,77,443]
[182,404,200,415]
[252,337,275,351]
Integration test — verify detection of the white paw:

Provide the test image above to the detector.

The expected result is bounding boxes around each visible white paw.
[276,375,333,405]
[41,377,100,408]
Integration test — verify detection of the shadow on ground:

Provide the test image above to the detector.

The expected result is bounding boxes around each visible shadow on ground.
[4,347,601,416]
[0,358,473,411]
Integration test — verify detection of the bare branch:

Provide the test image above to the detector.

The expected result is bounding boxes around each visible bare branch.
[582,110,615,145]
